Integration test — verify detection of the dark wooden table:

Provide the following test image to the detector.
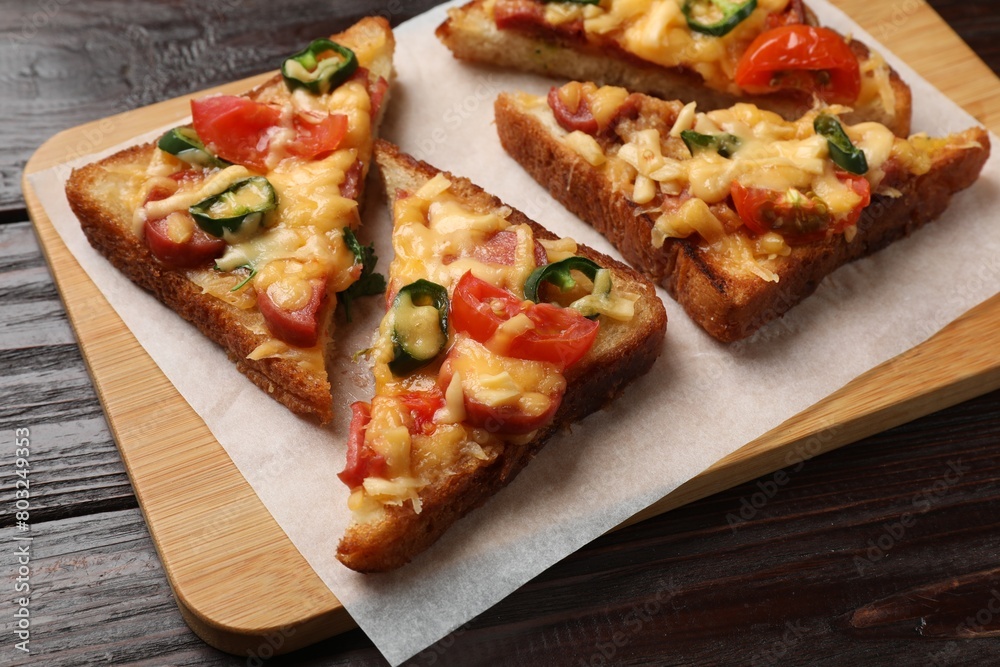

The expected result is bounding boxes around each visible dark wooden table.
[2,1,999,665]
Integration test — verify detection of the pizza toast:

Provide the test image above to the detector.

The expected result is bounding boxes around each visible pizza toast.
[335,140,667,572]
[65,17,395,422]
[437,0,912,136]
[495,84,989,342]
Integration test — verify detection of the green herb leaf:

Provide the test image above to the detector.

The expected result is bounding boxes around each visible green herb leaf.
[339,227,387,322]
[682,0,757,37]
[814,114,869,175]
[230,264,257,292]
[681,130,742,159]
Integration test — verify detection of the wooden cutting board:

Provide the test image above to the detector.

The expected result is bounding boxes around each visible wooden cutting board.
[21,0,1000,656]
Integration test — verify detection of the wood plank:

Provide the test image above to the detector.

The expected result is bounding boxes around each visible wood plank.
[0,0,445,215]
[924,0,1000,76]
[0,221,74,347]
[0,509,353,667]
[401,389,1000,665]
[0,222,136,525]
[848,0,1000,130]
[5,390,997,666]
[16,0,1000,659]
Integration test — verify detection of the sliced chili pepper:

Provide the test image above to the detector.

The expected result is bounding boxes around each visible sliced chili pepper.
[814,114,868,175]
[157,127,230,168]
[189,176,277,238]
[523,256,608,319]
[681,130,742,159]
[683,0,757,37]
[281,38,358,95]
[389,279,450,376]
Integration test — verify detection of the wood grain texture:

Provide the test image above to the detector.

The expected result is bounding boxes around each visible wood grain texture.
[1,509,260,667]
[5,0,1000,665]
[2,394,997,666]
[0,222,136,525]
[926,0,1000,77]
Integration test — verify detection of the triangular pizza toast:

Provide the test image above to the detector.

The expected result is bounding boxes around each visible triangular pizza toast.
[437,0,911,135]
[66,18,395,422]
[335,140,667,571]
[495,82,989,341]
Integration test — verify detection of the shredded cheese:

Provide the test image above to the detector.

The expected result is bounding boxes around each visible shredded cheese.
[493,0,898,120]
[536,84,956,283]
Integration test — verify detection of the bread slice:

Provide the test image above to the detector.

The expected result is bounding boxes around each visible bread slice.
[437,0,912,136]
[65,18,395,423]
[335,140,667,572]
[495,86,990,342]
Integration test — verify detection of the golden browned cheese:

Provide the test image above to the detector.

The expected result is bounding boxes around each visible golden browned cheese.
[335,141,668,572]
[437,0,912,135]
[64,17,396,423]
[495,88,989,342]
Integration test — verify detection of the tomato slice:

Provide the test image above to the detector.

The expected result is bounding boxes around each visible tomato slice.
[451,271,599,370]
[191,96,281,172]
[508,303,599,370]
[731,172,870,243]
[337,402,385,488]
[191,95,347,171]
[472,229,548,268]
[438,338,563,435]
[734,25,861,104]
[287,113,347,161]
[144,215,225,269]
[547,86,599,135]
[398,389,446,436]
[451,272,523,343]
[256,280,326,348]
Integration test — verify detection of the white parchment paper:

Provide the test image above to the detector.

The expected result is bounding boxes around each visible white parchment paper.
[28,1,1000,664]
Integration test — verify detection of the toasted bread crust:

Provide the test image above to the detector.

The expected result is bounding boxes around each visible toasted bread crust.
[437,0,912,136]
[335,140,667,572]
[64,17,396,423]
[66,145,336,422]
[494,92,990,342]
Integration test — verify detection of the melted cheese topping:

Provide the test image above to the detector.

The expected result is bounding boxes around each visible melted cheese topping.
[134,33,389,366]
[389,179,537,296]
[351,177,635,517]
[489,0,896,116]
[527,85,951,282]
